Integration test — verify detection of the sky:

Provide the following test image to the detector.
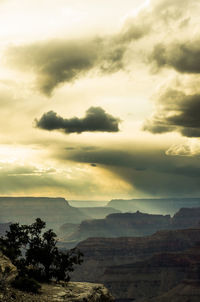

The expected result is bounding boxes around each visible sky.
[1,0,200,200]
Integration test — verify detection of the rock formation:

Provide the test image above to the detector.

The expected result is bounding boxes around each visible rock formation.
[0,251,17,283]
[103,244,200,300]
[145,280,200,302]
[172,207,200,229]
[1,282,114,302]
[65,211,171,243]
[63,207,200,245]
[0,197,119,233]
[0,251,113,302]
[71,228,200,299]
[0,197,91,231]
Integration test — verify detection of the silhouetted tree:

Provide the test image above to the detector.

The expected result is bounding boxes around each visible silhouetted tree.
[0,218,83,283]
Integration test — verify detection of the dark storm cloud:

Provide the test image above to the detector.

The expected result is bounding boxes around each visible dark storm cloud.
[6,22,148,95]
[144,89,200,137]
[61,146,200,196]
[150,40,200,74]
[6,0,197,95]
[35,107,120,134]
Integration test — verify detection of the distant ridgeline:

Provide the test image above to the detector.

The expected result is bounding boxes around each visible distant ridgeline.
[0,197,119,231]
[61,207,200,246]
[1,196,200,240]
[107,198,200,215]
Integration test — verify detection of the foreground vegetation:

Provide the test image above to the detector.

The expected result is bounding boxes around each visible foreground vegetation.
[0,218,83,292]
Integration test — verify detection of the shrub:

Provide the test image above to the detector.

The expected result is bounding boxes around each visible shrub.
[11,276,41,293]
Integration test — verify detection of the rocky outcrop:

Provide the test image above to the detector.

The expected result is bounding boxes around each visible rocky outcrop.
[0,251,17,283]
[41,282,114,302]
[0,282,114,302]
[0,251,113,302]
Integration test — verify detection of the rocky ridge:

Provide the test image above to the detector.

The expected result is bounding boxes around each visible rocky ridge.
[1,282,114,302]
[0,251,17,283]
[0,251,113,302]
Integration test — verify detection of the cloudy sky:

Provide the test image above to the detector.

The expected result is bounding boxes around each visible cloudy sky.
[0,0,200,200]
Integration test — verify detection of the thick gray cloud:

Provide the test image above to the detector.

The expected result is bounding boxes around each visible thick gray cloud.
[35,107,120,134]
[62,146,200,197]
[6,0,198,95]
[150,40,200,74]
[144,89,200,137]
[6,22,148,95]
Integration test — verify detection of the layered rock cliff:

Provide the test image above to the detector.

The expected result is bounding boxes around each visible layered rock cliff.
[145,280,200,302]
[103,244,200,300]
[72,228,200,283]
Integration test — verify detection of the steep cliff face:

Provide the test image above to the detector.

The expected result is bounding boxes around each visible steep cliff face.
[72,228,200,283]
